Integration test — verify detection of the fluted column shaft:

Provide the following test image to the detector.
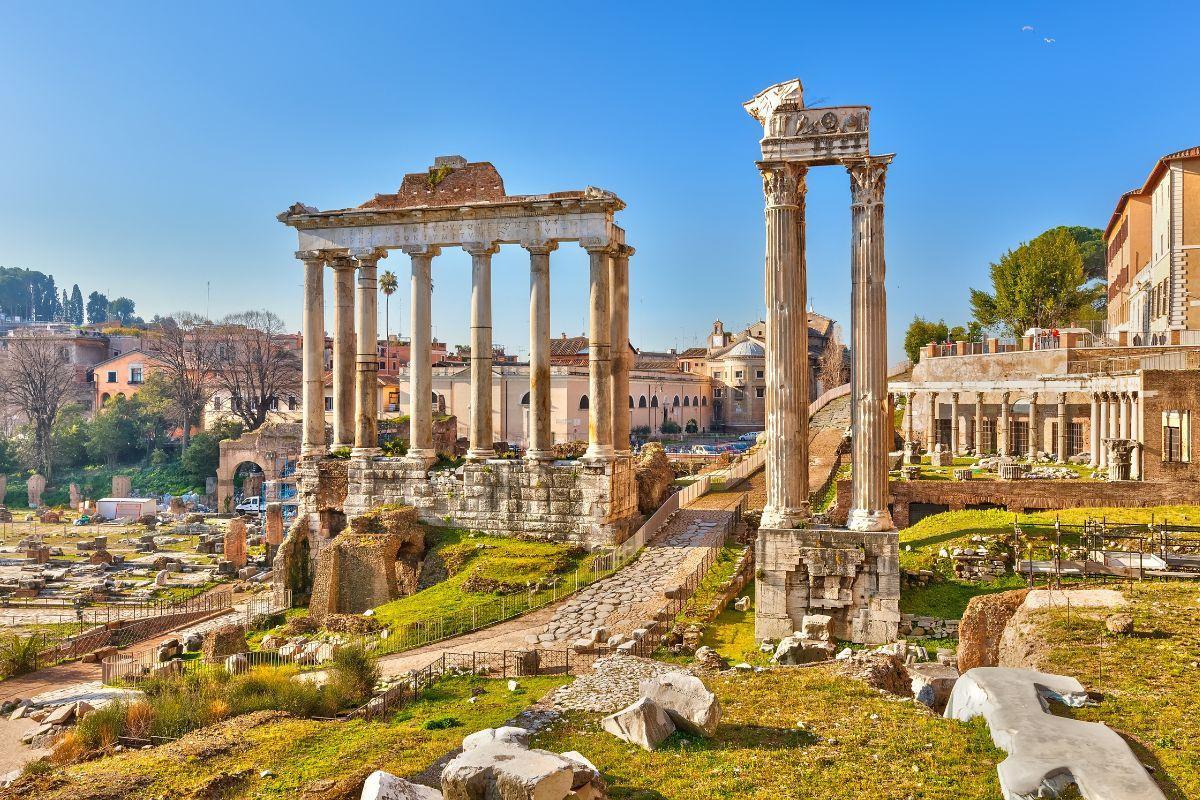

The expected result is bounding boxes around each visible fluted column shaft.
[466,243,498,461]
[1027,393,1039,461]
[1056,393,1068,462]
[331,257,356,448]
[1131,392,1143,479]
[845,156,894,531]
[583,241,614,462]
[1089,393,1101,467]
[974,393,985,453]
[1119,392,1131,440]
[610,245,633,455]
[298,251,327,457]
[404,246,439,463]
[999,393,1011,456]
[926,392,937,452]
[905,392,915,444]
[949,392,960,455]
[759,161,810,528]
[1098,394,1109,469]
[525,241,556,460]
[352,250,384,456]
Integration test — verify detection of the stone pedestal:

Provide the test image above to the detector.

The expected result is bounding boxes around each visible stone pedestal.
[903,440,921,465]
[998,462,1023,481]
[755,526,900,645]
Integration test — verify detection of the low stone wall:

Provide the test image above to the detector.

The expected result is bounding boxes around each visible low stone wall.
[323,456,640,550]
[832,478,1200,528]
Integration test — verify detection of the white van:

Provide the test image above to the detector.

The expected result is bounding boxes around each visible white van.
[235,496,265,515]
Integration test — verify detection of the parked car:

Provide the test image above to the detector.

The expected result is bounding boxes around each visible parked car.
[235,496,265,515]
[739,431,764,442]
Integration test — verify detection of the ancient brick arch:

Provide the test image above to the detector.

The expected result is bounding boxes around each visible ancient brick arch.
[216,423,301,513]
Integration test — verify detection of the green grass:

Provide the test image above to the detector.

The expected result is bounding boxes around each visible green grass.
[534,667,1003,799]
[890,457,1099,482]
[696,585,770,667]
[677,544,748,625]
[370,528,599,629]
[1018,581,1200,800]
[29,675,568,799]
[896,505,1200,620]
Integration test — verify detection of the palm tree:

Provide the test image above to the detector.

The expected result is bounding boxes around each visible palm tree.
[379,270,398,349]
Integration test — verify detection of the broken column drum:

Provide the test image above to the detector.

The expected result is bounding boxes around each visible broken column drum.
[745,79,900,644]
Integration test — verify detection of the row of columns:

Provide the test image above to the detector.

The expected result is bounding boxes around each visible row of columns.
[903,389,1143,475]
[757,153,894,532]
[297,240,633,465]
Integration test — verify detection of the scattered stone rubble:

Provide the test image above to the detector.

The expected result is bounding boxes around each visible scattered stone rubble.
[600,672,721,751]
[547,655,689,714]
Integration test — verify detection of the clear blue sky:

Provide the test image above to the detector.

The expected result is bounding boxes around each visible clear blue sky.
[1,1,1196,362]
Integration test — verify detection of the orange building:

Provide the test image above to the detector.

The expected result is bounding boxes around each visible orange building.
[93,349,162,408]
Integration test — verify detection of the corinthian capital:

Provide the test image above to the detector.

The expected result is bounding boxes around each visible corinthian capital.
[350,247,388,266]
[401,244,441,258]
[463,241,500,257]
[758,162,806,209]
[844,154,894,207]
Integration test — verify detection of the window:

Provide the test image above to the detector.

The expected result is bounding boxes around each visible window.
[579,395,589,410]
[755,369,764,380]
[673,395,680,407]
[755,387,765,399]
[520,392,530,406]
[324,397,333,412]
[1163,411,1190,463]
[629,395,634,408]
[129,366,143,384]
[712,369,721,378]
[106,371,117,383]
[213,396,223,411]
[702,397,708,406]
[683,396,691,407]
[735,370,743,379]
[692,396,699,407]
[288,396,298,411]
[713,388,723,398]
[638,396,647,408]
[651,396,659,408]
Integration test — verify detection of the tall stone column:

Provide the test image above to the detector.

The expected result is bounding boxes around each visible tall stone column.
[949,392,960,455]
[904,391,915,444]
[845,155,893,532]
[974,392,985,454]
[1089,392,1101,467]
[1119,391,1131,440]
[610,245,633,455]
[1098,393,1109,469]
[330,256,356,449]
[999,392,1011,456]
[925,392,937,452]
[1027,393,1039,461]
[759,161,810,528]
[582,240,614,463]
[352,249,385,457]
[524,240,556,461]
[403,245,439,464]
[297,251,327,458]
[1056,393,1068,462]
[465,242,499,461]
[1131,391,1143,479]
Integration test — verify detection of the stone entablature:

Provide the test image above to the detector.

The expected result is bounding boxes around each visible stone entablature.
[330,456,639,550]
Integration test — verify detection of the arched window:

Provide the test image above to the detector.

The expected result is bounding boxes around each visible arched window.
[213,396,223,410]
[683,396,691,407]
[650,396,659,408]
[673,395,681,407]
[629,395,634,408]
[520,392,530,406]
[702,396,708,407]
[638,396,647,408]
[693,396,699,408]
[579,395,589,410]
[100,393,111,405]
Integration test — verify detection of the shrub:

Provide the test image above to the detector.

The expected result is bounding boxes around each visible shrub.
[124,700,155,739]
[0,633,43,678]
[661,420,682,434]
[381,438,409,457]
[49,730,85,765]
[75,700,127,750]
[422,716,462,730]
[330,645,379,705]
[685,418,698,433]
[20,758,51,778]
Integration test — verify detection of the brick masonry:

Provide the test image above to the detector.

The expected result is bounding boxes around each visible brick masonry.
[1140,369,1200,483]
[832,477,1200,529]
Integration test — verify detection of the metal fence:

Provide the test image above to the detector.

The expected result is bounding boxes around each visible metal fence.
[1010,516,1200,585]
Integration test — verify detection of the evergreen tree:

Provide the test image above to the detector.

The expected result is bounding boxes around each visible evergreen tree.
[86,291,109,323]
[69,285,84,325]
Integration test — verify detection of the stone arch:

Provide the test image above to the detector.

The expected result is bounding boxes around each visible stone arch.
[702,396,708,407]
[216,423,300,514]
[520,391,530,406]
[628,395,634,408]
[100,392,111,405]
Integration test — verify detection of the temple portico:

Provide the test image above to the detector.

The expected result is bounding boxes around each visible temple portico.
[280,157,639,550]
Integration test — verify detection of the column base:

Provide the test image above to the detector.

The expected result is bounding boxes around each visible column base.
[466,449,496,462]
[524,449,557,462]
[581,444,615,463]
[350,447,380,460]
[403,449,437,469]
[760,504,811,530]
[847,508,895,533]
[300,445,326,459]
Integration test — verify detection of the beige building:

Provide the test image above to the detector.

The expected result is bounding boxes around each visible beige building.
[678,316,843,431]
[1105,145,1200,344]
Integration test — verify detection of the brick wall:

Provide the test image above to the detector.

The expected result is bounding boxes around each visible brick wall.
[832,477,1200,528]
[1140,370,1200,482]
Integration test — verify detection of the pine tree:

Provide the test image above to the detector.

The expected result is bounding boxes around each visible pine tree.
[69,285,84,325]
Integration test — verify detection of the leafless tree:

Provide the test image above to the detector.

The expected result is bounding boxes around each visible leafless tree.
[3,336,79,480]
[816,332,848,394]
[144,312,219,449]
[213,310,301,431]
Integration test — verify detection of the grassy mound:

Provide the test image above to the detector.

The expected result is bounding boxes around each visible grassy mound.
[370,528,598,629]
[534,667,1003,799]
[23,675,568,799]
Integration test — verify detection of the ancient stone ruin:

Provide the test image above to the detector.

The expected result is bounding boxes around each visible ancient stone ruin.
[746,78,900,644]
[26,474,45,508]
[112,475,132,497]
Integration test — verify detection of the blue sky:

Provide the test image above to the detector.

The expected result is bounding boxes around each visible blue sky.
[1,1,1196,362]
